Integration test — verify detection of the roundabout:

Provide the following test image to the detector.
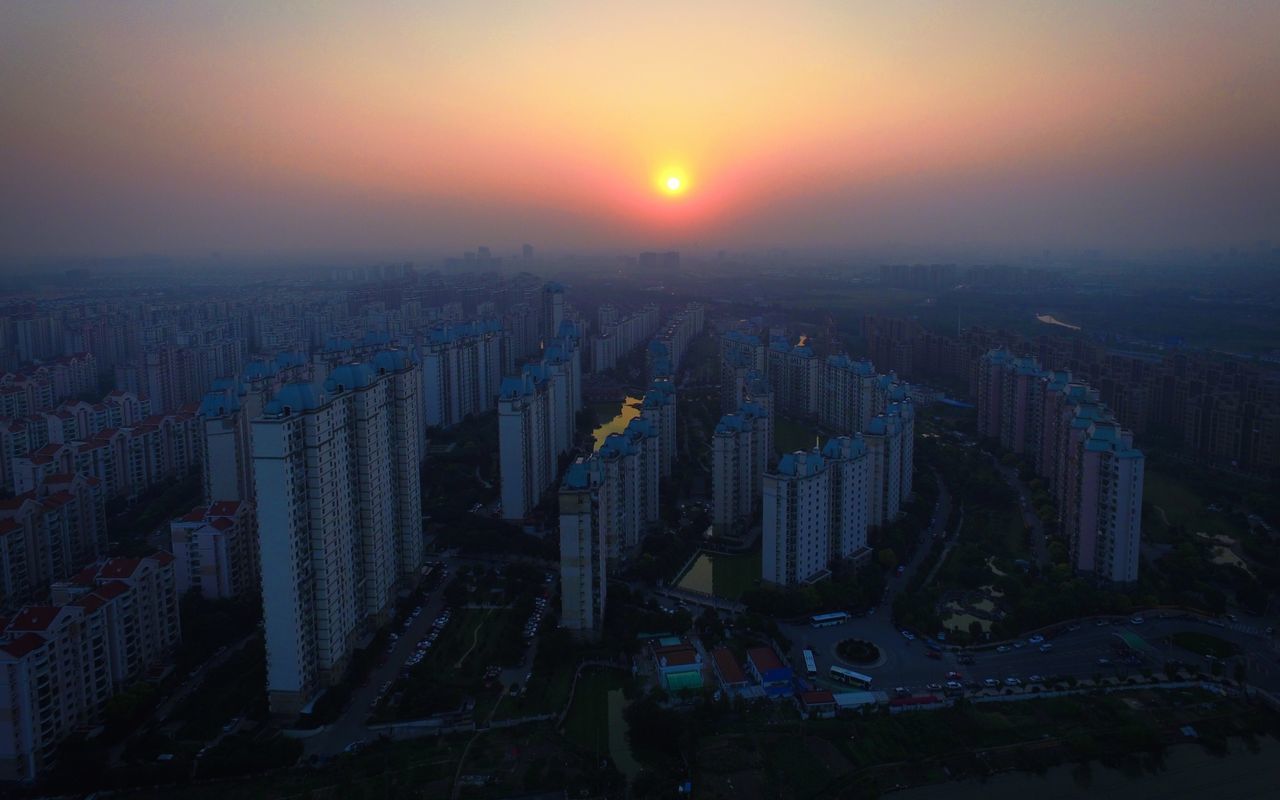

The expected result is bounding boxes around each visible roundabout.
[835,638,882,667]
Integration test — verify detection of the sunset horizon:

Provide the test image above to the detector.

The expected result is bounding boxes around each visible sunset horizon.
[3,0,1278,262]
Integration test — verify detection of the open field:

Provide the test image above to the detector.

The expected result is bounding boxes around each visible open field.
[675,550,761,599]
[714,550,762,598]
[775,418,820,454]
[1143,466,1244,539]
[563,670,627,755]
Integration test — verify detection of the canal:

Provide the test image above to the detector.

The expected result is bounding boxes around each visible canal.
[589,396,642,449]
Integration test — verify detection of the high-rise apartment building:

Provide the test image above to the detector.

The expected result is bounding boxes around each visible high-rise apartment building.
[762,450,832,586]
[498,370,553,522]
[169,500,259,600]
[540,282,565,343]
[711,403,771,536]
[761,432,883,588]
[558,459,607,637]
[0,472,106,611]
[497,328,580,522]
[640,378,677,478]
[819,355,878,433]
[978,348,1145,583]
[863,412,903,528]
[0,552,180,781]
[252,351,422,716]
[822,435,871,559]
[421,319,508,428]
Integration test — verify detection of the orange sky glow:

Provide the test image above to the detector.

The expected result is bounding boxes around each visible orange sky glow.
[2,1,1278,258]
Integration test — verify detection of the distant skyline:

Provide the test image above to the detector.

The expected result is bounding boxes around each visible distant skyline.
[2,1,1278,261]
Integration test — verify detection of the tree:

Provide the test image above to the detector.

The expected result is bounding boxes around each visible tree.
[878,548,898,570]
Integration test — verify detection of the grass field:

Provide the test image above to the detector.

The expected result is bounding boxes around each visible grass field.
[1143,467,1243,539]
[993,507,1029,556]
[493,656,577,720]
[563,669,627,755]
[775,418,820,454]
[675,550,762,599]
[714,550,762,598]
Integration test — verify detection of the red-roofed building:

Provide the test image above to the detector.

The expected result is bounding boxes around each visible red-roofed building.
[711,646,749,689]
[746,646,793,694]
[52,552,182,684]
[0,565,157,781]
[10,443,74,494]
[796,690,838,718]
[168,500,258,599]
[652,642,704,691]
[0,472,105,610]
[888,694,947,713]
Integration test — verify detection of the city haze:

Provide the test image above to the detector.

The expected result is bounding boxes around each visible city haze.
[3,0,1279,261]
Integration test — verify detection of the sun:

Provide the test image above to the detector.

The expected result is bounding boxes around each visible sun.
[654,167,689,198]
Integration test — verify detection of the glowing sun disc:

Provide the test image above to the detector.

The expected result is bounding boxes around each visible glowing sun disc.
[665,176,682,191]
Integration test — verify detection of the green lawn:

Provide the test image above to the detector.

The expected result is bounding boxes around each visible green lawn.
[493,657,577,720]
[994,506,1029,556]
[563,669,626,755]
[775,418,820,455]
[713,551,762,599]
[1144,467,1243,539]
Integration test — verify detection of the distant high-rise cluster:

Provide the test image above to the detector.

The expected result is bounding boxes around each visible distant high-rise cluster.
[421,319,510,428]
[498,321,582,521]
[2,263,609,773]
[557,301,704,636]
[589,303,661,373]
[977,348,1144,583]
[713,325,914,585]
[647,303,705,380]
[766,334,819,417]
[559,379,672,636]
[862,314,1277,476]
[2,389,201,501]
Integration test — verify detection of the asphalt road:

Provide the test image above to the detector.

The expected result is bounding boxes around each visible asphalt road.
[781,471,1280,698]
[789,608,1280,698]
[303,555,553,757]
[304,568,452,756]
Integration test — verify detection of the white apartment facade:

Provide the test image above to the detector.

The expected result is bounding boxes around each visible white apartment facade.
[762,450,831,586]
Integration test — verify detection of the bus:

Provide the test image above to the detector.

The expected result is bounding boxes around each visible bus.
[810,611,851,628]
[802,648,818,678]
[829,665,873,689]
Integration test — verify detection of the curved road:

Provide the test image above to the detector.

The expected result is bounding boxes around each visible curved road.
[783,472,1279,697]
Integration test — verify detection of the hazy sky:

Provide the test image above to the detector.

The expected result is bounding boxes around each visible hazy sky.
[2,1,1278,261]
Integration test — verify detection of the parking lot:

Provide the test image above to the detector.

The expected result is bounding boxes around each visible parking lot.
[787,611,1279,701]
